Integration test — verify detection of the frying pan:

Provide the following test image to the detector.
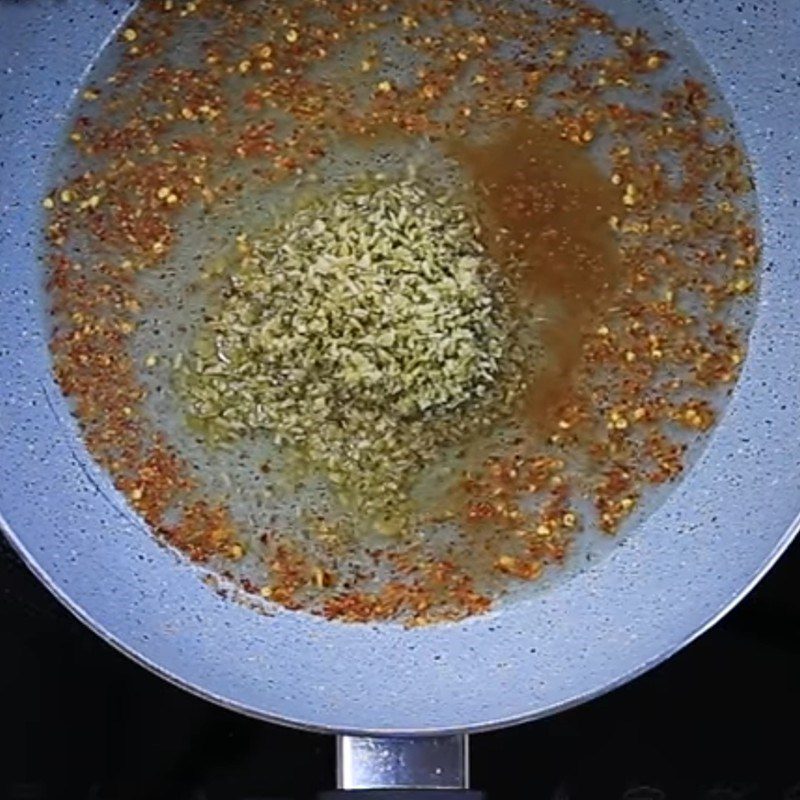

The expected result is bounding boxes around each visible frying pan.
[1,0,799,795]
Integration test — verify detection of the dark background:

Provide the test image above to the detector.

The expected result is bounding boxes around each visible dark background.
[2,533,799,800]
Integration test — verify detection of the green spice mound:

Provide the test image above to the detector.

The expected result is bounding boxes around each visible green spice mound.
[178,177,521,532]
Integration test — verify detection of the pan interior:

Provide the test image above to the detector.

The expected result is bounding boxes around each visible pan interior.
[42,0,758,622]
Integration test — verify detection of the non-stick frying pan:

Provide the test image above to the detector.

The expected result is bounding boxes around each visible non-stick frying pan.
[1,0,799,795]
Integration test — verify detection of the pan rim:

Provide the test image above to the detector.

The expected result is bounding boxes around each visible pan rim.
[1,0,799,735]
[3,509,799,736]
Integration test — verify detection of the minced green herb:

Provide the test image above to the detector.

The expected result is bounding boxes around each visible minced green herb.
[177,177,527,533]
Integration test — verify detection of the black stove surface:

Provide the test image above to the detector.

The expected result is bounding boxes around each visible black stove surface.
[2,534,799,800]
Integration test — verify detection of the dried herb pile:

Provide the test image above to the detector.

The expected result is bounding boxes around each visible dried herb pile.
[178,177,523,530]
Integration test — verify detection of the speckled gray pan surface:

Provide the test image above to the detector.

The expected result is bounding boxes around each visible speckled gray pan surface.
[1,0,799,735]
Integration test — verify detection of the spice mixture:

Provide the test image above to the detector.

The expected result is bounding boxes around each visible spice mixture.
[44,0,758,625]
[177,176,525,532]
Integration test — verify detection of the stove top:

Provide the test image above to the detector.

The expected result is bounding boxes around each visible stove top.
[3,534,799,800]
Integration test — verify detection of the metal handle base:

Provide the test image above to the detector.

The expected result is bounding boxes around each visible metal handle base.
[337,735,471,791]
[321,791,485,799]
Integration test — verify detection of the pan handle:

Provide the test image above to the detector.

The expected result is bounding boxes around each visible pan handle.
[317,734,485,799]
[319,793,483,800]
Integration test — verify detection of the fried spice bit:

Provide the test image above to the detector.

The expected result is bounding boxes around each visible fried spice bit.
[496,555,543,581]
[321,558,490,626]
[262,544,312,609]
[164,501,239,562]
[44,0,758,624]
[114,441,194,526]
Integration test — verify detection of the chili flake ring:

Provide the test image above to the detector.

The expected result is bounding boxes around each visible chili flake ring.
[44,0,758,625]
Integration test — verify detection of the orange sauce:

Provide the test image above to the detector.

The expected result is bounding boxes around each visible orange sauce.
[449,119,624,430]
